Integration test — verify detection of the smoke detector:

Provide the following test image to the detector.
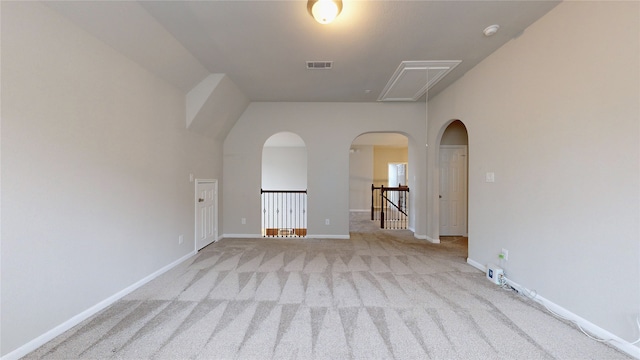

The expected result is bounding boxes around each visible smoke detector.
[483,24,500,37]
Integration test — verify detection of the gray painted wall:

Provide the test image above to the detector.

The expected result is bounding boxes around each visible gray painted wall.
[440,120,468,145]
[349,145,374,211]
[223,102,427,238]
[427,1,639,342]
[262,146,308,191]
[3,0,638,357]
[1,2,223,355]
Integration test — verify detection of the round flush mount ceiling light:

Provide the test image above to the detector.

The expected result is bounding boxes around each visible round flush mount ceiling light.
[308,0,343,24]
[483,24,500,37]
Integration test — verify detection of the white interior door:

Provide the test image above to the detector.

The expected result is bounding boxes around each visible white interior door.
[439,146,467,236]
[196,180,217,251]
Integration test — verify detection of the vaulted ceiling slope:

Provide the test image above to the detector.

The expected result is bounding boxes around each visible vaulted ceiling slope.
[46,1,559,102]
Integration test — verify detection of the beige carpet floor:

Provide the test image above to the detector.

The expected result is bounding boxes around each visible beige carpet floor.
[24,213,630,359]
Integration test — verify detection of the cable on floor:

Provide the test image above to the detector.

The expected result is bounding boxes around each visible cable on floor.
[501,275,640,346]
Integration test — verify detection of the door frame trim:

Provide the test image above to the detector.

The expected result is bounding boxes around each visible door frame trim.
[195,179,218,251]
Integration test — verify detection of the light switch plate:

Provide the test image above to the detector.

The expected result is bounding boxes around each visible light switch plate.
[486,172,495,182]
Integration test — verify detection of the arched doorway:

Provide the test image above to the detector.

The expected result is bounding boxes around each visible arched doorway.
[350,132,411,231]
[438,120,469,236]
[261,132,308,237]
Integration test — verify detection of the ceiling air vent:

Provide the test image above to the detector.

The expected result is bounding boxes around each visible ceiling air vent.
[306,61,333,70]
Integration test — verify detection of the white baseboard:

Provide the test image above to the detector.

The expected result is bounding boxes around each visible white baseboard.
[221,233,262,238]
[306,234,350,239]
[466,258,485,272]
[349,209,369,212]
[412,234,441,244]
[426,235,440,244]
[408,233,429,241]
[1,251,197,360]
[222,233,350,240]
[466,258,640,359]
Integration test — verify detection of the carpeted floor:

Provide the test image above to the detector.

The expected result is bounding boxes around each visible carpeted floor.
[24,213,630,359]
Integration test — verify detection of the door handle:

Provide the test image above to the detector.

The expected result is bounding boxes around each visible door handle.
[198,198,204,202]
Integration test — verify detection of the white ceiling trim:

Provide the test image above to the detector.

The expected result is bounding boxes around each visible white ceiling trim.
[378,60,462,102]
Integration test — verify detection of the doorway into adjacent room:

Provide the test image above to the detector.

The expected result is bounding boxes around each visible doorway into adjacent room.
[261,132,308,237]
[349,132,411,231]
[195,179,218,251]
[438,120,469,237]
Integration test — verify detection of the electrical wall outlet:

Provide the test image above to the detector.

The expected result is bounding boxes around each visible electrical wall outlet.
[325,219,330,225]
[178,235,184,244]
[241,218,246,225]
[500,248,509,261]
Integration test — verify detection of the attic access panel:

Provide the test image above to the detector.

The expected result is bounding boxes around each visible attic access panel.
[378,60,461,101]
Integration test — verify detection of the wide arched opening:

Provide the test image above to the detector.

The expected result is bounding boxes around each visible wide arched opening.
[261,132,307,237]
[349,132,412,232]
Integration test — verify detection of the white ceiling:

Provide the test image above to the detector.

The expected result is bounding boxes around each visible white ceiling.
[46,0,560,102]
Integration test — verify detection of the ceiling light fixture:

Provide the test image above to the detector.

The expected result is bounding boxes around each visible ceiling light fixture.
[307,0,343,24]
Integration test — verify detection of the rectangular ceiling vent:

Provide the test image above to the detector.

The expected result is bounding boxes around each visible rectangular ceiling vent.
[306,61,333,70]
